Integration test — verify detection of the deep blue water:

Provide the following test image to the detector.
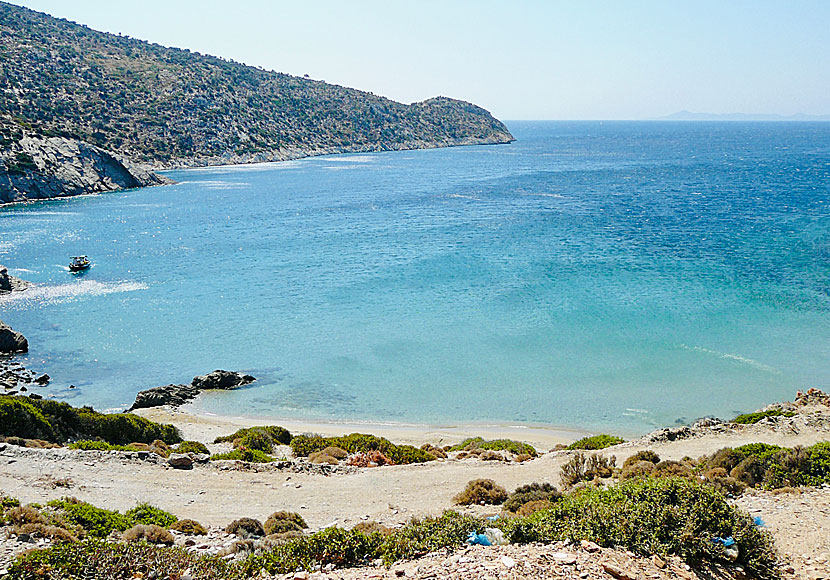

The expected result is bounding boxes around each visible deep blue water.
[2,121,829,434]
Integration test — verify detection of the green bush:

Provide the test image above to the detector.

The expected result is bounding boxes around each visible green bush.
[503,483,561,513]
[0,396,181,445]
[733,443,784,462]
[448,437,537,457]
[125,503,177,528]
[501,477,779,580]
[732,409,795,424]
[567,434,625,450]
[47,498,132,538]
[214,426,291,447]
[237,431,274,453]
[210,448,277,463]
[377,511,483,566]
[6,540,245,580]
[290,433,435,465]
[246,526,383,574]
[0,398,54,440]
[175,440,210,455]
[68,440,147,452]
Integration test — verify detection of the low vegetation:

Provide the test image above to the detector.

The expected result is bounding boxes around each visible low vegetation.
[502,483,561,514]
[170,519,208,535]
[566,434,625,450]
[7,478,780,580]
[264,512,307,535]
[214,426,292,452]
[0,395,181,445]
[560,452,617,487]
[290,433,435,465]
[174,440,210,455]
[210,448,278,463]
[502,477,778,580]
[448,437,537,457]
[453,479,508,505]
[732,409,796,424]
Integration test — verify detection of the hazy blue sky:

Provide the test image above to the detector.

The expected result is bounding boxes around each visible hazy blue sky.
[9,0,830,120]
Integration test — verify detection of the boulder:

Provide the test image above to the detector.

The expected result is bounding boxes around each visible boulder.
[168,453,194,470]
[191,369,255,390]
[128,383,200,411]
[0,319,28,353]
[0,266,29,294]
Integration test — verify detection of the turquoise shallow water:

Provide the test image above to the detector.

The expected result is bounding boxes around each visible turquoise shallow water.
[2,121,829,435]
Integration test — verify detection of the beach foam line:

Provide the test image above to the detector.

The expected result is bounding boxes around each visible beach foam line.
[0,280,149,304]
[680,344,783,375]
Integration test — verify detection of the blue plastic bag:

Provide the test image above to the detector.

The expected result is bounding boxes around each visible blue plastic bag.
[466,532,492,546]
[712,536,736,547]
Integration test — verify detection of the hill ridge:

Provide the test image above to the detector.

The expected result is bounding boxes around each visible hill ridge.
[0,1,513,202]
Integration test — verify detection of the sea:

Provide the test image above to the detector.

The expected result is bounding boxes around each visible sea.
[2,121,829,436]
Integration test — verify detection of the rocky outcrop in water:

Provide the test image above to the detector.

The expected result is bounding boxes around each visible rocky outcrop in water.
[129,384,200,411]
[0,319,27,354]
[0,128,171,204]
[129,370,256,411]
[0,265,29,294]
[191,370,256,391]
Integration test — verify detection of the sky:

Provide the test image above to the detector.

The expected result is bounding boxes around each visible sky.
[7,0,830,120]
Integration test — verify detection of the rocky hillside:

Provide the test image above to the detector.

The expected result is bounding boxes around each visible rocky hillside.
[0,2,513,196]
[0,118,170,203]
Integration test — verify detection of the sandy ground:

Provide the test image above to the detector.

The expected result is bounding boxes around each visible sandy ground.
[1,392,830,578]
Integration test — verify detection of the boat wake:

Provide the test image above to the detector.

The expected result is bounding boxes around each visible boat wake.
[0,280,149,305]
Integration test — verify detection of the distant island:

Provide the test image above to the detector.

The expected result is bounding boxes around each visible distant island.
[0,2,513,204]
[654,110,830,122]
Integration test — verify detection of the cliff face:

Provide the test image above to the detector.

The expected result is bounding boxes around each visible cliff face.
[0,127,171,204]
[0,2,513,202]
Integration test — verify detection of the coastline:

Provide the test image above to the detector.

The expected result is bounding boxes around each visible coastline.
[133,401,589,451]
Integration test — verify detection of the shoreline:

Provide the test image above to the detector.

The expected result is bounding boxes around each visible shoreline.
[133,400,589,450]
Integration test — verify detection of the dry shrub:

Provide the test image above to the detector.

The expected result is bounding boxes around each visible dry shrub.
[453,479,508,505]
[704,448,743,472]
[128,442,150,451]
[230,539,257,554]
[620,460,657,480]
[170,518,207,535]
[480,450,505,461]
[308,451,339,465]
[515,453,533,463]
[226,517,264,538]
[148,439,170,458]
[122,524,174,545]
[420,443,447,459]
[770,486,801,495]
[622,450,661,470]
[322,446,348,459]
[560,453,616,487]
[264,511,307,535]
[516,499,551,516]
[731,456,766,486]
[653,460,692,478]
[352,521,393,536]
[263,530,305,546]
[16,523,78,543]
[347,450,393,467]
[7,506,46,527]
[455,451,470,460]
